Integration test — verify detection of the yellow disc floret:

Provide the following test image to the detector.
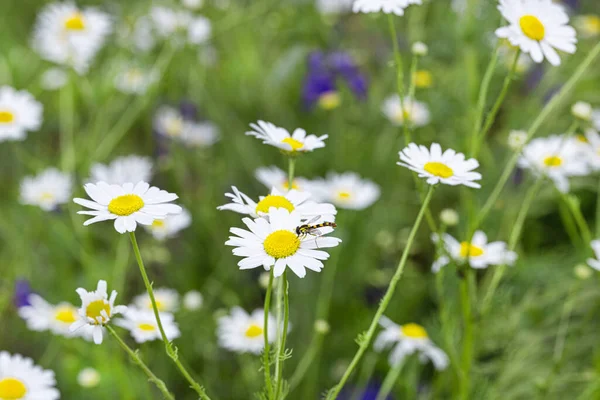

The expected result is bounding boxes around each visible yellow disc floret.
[263,230,300,259]
[255,195,295,214]
[64,12,86,31]
[401,323,428,339]
[0,378,27,399]
[318,91,342,110]
[424,162,454,178]
[337,191,351,199]
[520,15,545,41]
[459,242,485,258]
[108,194,144,216]
[86,300,111,323]
[138,323,156,331]
[281,137,304,151]
[245,324,263,338]
[55,305,77,323]
[543,156,562,167]
[0,110,14,123]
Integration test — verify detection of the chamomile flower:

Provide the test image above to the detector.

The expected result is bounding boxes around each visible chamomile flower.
[20,168,72,211]
[73,181,182,234]
[308,172,380,210]
[116,308,180,343]
[70,280,127,345]
[508,130,528,150]
[180,121,221,147]
[89,155,153,185]
[518,135,589,193]
[0,352,60,400]
[495,0,577,66]
[182,0,204,10]
[114,65,158,95]
[0,86,43,142]
[40,68,68,91]
[246,120,328,154]
[32,2,112,74]
[374,317,448,370]
[353,0,422,16]
[218,186,337,220]
[154,106,185,139]
[150,7,211,46]
[255,166,311,193]
[571,102,592,122]
[398,143,482,188]
[583,130,600,171]
[431,231,517,272]
[382,95,430,128]
[77,368,101,388]
[574,15,600,38]
[18,294,93,340]
[225,208,341,278]
[586,240,600,271]
[144,207,192,240]
[217,307,276,354]
[133,288,179,313]
[182,290,203,311]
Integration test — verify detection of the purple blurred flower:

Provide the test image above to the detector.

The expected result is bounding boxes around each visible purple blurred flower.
[14,279,33,308]
[340,382,393,400]
[302,50,367,110]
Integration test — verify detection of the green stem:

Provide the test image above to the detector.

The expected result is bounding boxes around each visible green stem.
[559,192,593,247]
[376,361,405,400]
[59,74,76,172]
[274,271,290,399]
[326,186,435,399]
[407,54,419,103]
[349,352,379,400]
[128,232,211,400]
[263,270,275,397]
[459,268,474,400]
[387,14,409,145]
[287,157,296,189]
[106,325,174,400]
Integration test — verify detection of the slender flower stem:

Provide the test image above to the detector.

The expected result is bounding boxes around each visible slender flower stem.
[106,325,174,400]
[263,270,275,397]
[326,186,435,399]
[376,361,405,400]
[128,232,211,400]
[349,352,379,400]
[287,157,296,189]
[459,268,475,400]
[559,192,593,247]
[387,14,409,145]
[274,271,290,399]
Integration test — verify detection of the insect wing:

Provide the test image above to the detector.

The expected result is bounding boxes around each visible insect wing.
[302,215,321,225]
[307,228,323,237]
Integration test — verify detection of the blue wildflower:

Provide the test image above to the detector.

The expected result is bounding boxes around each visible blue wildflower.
[14,279,33,308]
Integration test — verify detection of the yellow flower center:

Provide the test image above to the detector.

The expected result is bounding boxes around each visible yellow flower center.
[138,323,156,331]
[576,135,589,143]
[0,378,27,399]
[520,15,545,41]
[245,324,263,338]
[281,137,304,151]
[0,110,14,123]
[318,91,342,110]
[108,194,144,216]
[459,242,485,258]
[86,300,111,323]
[282,181,299,190]
[155,300,165,311]
[263,230,300,259]
[39,192,55,201]
[582,16,600,35]
[543,155,563,167]
[424,162,454,178]
[166,118,184,137]
[401,323,428,339]
[64,12,86,31]
[337,191,351,200]
[255,195,295,214]
[414,70,432,88]
[152,220,165,229]
[55,305,77,323]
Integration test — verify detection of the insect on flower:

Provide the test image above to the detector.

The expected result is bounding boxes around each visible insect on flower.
[295,215,337,248]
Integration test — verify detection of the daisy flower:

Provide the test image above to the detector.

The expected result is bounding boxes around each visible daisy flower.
[571,102,592,122]
[32,2,112,74]
[225,208,341,278]
[20,168,72,211]
[154,106,186,139]
[0,86,43,142]
[508,129,528,151]
[255,166,311,193]
[217,307,276,354]
[89,155,153,185]
[431,231,517,272]
[18,294,93,339]
[180,121,221,147]
[116,308,180,343]
[316,0,353,15]
[374,317,448,370]
[586,240,600,271]
[144,207,192,240]
[246,120,328,154]
[308,172,381,210]
[182,0,204,10]
[77,367,101,388]
[114,65,158,95]
[398,143,482,188]
[150,7,211,46]
[133,288,179,313]
[70,280,127,345]
[353,0,422,16]
[518,135,589,193]
[217,186,337,220]
[382,95,430,128]
[182,290,203,311]
[593,109,600,132]
[495,0,577,66]
[73,181,182,234]
[583,130,600,171]
[574,15,600,38]
[0,352,60,400]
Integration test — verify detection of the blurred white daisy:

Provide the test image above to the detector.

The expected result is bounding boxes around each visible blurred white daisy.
[587,240,600,271]
[89,155,153,185]
[188,16,211,44]
[182,290,203,311]
[508,130,528,151]
[255,166,311,193]
[180,121,220,147]
[0,86,43,142]
[130,17,156,53]
[40,68,68,91]
[73,181,182,234]
[114,65,158,95]
[374,317,448,370]
[154,106,185,138]
[144,207,192,240]
[518,135,589,193]
[382,95,430,128]
[571,102,592,122]
[225,208,341,278]
[574,15,600,38]
[133,288,179,313]
[309,172,380,210]
[218,186,337,220]
[592,109,600,132]
[431,231,517,272]
[495,0,577,66]
[32,2,112,74]
[182,0,204,10]
[353,0,422,16]
[20,168,72,211]
[116,308,180,343]
[150,7,211,46]
[70,280,127,345]
[217,307,276,354]
[398,143,482,188]
[0,352,60,400]
[77,367,101,388]
[316,0,353,15]
[583,130,600,171]
[246,120,328,154]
